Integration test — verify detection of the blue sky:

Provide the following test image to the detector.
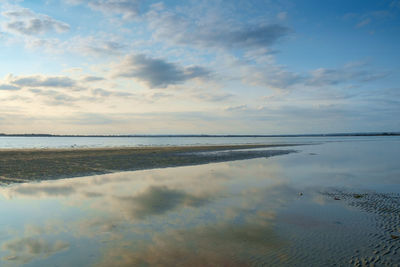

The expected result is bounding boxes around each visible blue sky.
[0,0,399,134]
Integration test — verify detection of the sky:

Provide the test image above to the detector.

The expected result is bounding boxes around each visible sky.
[0,0,399,135]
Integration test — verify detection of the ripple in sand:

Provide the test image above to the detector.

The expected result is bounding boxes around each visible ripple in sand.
[322,190,400,266]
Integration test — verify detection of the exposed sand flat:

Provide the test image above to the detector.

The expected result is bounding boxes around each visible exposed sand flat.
[0,144,298,183]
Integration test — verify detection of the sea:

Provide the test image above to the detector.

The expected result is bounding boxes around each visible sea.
[0,135,397,149]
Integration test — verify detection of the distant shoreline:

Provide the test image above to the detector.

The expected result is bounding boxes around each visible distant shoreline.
[0,144,298,184]
[0,132,399,137]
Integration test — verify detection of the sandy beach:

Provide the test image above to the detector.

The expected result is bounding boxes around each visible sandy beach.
[0,144,298,183]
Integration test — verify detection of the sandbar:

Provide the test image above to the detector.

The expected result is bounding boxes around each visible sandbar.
[0,144,299,184]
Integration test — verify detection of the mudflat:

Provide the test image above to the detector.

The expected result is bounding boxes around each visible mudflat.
[0,144,298,183]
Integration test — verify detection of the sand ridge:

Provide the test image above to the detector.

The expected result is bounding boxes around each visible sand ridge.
[0,144,300,184]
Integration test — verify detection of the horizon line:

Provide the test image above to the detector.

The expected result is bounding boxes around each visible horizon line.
[0,132,399,137]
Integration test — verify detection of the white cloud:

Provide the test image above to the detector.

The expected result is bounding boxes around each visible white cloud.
[2,7,70,35]
[8,74,78,88]
[65,0,143,20]
[68,35,126,56]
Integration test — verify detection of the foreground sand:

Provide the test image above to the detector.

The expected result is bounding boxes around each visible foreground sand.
[0,144,298,184]
[322,191,400,265]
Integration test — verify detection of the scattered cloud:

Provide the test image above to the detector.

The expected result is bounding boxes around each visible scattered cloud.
[2,7,70,35]
[10,75,77,88]
[343,5,396,29]
[239,60,388,91]
[64,0,85,5]
[91,88,111,97]
[242,65,304,91]
[91,88,132,97]
[69,36,126,56]
[65,0,142,20]
[147,7,291,51]
[88,0,142,20]
[306,63,388,87]
[2,74,91,92]
[81,76,105,83]
[224,104,248,112]
[0,84,20,90]
[199,24,290,49]
[22,37,63,52]
[85,41,125,55]
[355,18,371,28]
[29,88,80,105]
[194,92,234,102]
[139,91,174,103]
[113,54,210,88]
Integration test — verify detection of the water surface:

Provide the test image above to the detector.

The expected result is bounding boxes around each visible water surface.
[0,135,397,149]
[0,139,399,266]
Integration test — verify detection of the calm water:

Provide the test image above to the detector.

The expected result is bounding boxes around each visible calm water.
[0,135,397,149]
[0,138,400,266]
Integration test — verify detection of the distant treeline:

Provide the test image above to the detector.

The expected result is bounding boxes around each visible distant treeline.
[0,133,399,137]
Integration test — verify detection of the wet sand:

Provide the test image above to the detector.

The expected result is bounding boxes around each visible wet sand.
[0,144,298,184]
[323,191,400,266]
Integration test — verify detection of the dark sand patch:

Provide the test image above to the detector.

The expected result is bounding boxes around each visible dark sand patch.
[323,191,400,266]
[0,144,298,184]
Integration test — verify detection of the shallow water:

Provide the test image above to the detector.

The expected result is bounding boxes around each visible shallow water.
[0,139,399,266]
[0,135,398,149]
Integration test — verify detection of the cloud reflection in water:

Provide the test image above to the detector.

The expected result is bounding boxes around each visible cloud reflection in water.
[116,185,211,219]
